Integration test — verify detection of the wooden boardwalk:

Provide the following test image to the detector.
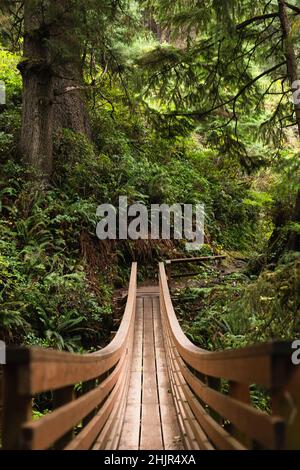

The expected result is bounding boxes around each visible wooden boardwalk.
[119,287,183,450]
[2,264,299,450]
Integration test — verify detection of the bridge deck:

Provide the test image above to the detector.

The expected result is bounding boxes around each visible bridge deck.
[118,288,183,450]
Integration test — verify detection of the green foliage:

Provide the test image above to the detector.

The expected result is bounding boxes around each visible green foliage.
[0,47,22,105]
[174,253,300,352]
[235,253,300,343]
[173,271,250,351]
[0,159,113,349]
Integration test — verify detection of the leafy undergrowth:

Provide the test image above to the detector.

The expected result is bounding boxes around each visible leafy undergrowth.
[172,255,300,414]
[172,261,251,351]
[172,252,300,352]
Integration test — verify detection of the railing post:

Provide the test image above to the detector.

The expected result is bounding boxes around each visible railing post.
[228,381,252,449]
[272,364,300,450]
[2,364,32,450]
[53,385,74,449]
[165,261,172,283]
[82,379,97,427]
[207,376,222,423]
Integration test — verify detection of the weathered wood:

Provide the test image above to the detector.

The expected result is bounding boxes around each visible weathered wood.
[166,256,226,281]
[161,310,199,450]
[272,363,300,450]
[2,365,32,450]
[229,381,252,448]
[3,263,137,451]
[53,385,74,449]
[21,352,127,450]
[165,255,227,265]
[154,297,183,450]
[2,260,300,452]
[140,403,163,450]
[82,379,97,427]
[179,356,285,449]
[65,355,129,450]
[119,298,143,450]
[6,264,137,396]
[164,326,244,450]
[119,294,182,451]
[159,261,299,450]
[140,297,163,450]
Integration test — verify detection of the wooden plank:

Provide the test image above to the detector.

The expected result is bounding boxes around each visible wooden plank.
[160,277,249,451]
[272,364,300,450]
[166,255,226,264]
[118,298,143,450]
[179,357,285,449]
[140,403,163,450]
[164,325,208,451]
[153,296,183,450]
[94,357,130,450]
[53,386,74,449]
[160,405,184,450]
[166,334,245,451]
[136,286,160,296]
[161,313,195,450]
[140,297,163,450]
[170,342,243,451]
[2,365,32,450]
[65,354,129,450]
[21,351,127,450]
[142,298,158,404]
[229,381,252,448]
[5,263,137,395]
[106,367,131,450]
[118,404,141,450]
[183,379,245,450]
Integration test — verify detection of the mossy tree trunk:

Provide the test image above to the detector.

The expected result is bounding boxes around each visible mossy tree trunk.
[278,0,300,135]
[19,0,90,180]
[266,1,300,259]
[277,0,300,251]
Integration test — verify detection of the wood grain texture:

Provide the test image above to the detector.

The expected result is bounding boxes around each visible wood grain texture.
[119,292,182,451]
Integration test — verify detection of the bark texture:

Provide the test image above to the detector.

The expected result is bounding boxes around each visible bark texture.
[19,0,90,179]
[278,0,300,135]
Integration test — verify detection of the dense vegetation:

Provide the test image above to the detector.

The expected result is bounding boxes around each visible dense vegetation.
[0,1,299,355]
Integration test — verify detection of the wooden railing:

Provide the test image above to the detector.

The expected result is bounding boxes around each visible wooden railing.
[165,255,227,280]
[2,263,137,450]
[2,261,300,451]
[159,262,300,450]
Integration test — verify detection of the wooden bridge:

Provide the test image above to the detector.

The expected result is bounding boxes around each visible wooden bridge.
[1,262,300,450]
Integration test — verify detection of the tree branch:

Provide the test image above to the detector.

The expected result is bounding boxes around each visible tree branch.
[237,12,279,30]
[163,62,286,119]
[285,2,300,14]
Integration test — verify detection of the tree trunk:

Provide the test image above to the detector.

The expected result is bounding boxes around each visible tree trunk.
[18,0,54,178]
[19,0,90,180]
[288,190,300,251]
[277,1,300,252]
[278,0,300,135]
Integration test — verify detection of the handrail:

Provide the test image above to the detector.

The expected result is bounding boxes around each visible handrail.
[2,263,137,450]
[159,262,300,450]
[165,255,226,280]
